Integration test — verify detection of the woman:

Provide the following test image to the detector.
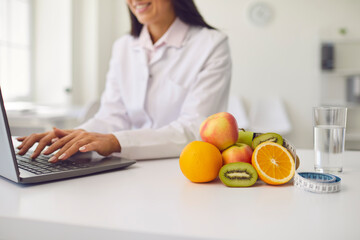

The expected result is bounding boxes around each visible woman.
[17,0,232,162]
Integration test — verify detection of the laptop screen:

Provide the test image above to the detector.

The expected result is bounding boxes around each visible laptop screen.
[0,88,20,182]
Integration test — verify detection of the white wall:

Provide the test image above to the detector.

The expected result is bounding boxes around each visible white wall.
[194,0,360,148]
[32,0,360,149]
[71,0,99,106]
[33,0,72,105]
[33,0,128,107]
[71,0,129,106]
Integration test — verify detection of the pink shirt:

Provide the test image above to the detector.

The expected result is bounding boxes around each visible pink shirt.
[137,18,189,63]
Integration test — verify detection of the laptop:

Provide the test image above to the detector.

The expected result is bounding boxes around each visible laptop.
[0,88,136,184]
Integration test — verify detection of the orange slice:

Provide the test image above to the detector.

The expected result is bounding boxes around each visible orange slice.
[251,141,295,185]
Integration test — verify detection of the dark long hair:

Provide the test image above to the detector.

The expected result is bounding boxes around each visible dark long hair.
[129,0,214,37]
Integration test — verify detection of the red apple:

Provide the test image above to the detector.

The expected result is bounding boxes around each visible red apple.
[221,143,253,165]
[199,112,238,151]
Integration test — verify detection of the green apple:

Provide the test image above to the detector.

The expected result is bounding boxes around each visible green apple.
[237,129,255,148]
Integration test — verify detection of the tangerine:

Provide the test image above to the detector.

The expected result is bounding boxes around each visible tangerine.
[251,141,295,185]
[179,141,223,183]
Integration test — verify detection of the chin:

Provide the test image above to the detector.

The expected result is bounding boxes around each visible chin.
[135,13,156,25]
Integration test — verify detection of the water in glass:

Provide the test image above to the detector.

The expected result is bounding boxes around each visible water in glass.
[314,125,345,173]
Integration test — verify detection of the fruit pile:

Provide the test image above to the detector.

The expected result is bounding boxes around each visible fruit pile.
[179,112,297,187]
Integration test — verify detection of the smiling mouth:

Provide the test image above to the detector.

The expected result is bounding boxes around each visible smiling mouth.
[134,2,151,12]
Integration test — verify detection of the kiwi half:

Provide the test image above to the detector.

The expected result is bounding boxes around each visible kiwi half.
[219,162,258,187]
[252,132,283,149]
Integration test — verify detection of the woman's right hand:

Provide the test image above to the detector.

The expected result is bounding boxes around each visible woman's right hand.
[16,128,74,159]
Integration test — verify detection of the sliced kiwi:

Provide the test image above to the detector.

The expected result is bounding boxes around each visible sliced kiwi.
[252,132,283,149]
[295,155,300,170]
[219,162,258,187]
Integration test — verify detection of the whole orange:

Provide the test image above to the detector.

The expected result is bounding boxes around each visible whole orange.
[179,141,223,183]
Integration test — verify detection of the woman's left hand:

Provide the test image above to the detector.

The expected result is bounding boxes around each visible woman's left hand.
[43,128,121,163]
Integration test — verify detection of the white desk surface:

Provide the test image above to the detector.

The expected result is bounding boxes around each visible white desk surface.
[1,149,360,240]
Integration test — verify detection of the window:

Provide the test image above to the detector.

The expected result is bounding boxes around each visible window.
[0,0,32,101]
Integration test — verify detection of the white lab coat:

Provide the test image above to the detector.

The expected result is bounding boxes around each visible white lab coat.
[78,23,232,160]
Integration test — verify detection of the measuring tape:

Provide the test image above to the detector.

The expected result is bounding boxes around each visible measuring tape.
[280,136,341,193]
[294,172,341,193]
[253,133,342,193]
[282,137,341,193]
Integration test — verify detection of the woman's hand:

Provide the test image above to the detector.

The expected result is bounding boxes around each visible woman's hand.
[17,128,73,159]
[42,129,121,163]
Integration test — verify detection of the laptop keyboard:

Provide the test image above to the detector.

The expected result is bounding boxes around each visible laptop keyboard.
[16,153,92,175]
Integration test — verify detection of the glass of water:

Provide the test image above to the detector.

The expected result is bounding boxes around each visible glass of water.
[313,106,347,173]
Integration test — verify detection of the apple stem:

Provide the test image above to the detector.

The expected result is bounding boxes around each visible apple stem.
[239,128,246,132]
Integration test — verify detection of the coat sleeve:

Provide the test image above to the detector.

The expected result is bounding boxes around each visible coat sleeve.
[113,33,232,160]
[77,39,132,133]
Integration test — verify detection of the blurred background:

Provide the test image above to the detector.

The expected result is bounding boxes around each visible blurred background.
[1,0,360,149]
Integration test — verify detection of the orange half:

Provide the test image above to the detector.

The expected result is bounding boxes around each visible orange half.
[251,141,295,185]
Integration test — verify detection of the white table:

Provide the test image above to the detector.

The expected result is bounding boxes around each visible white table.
[0,149,359,240]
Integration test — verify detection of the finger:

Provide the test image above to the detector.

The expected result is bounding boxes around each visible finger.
[53,127,71,138]
[17,133,47,155]
[16,136,26,142]
[17,136,31,149]
[43,132,77,155]
[49,138,89,163]
[60,141,89,161]
[17,135,36,151]
[79,134,120,156]
[17,141,25,150]
[79,141,112,156]
[78,143,95,153]
[31,134,56,159]
[51,137,59,143]
[48,144,71,163]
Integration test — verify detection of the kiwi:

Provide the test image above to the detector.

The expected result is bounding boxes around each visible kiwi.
[219,162,258,187]
[252,132,283,149]
[295,155,300,170]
